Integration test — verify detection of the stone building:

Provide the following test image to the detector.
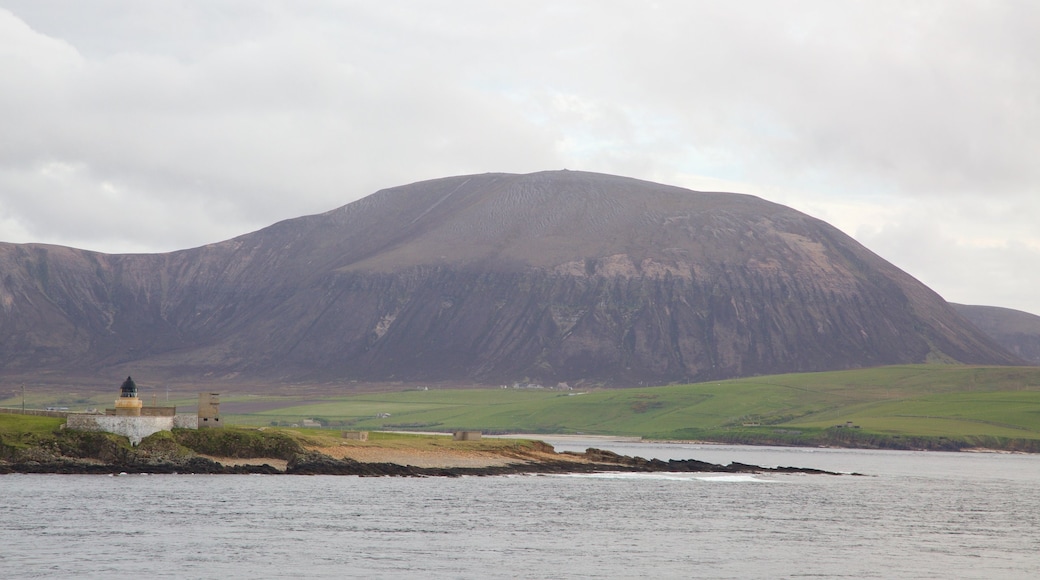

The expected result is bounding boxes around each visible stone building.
[197,392,222,428]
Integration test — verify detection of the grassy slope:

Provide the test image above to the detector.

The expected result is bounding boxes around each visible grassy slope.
[0,414,65,443]
[0,415,547,467]
[225,365,1040,450]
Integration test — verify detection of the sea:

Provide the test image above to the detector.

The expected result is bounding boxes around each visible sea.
[2,440,1038,579]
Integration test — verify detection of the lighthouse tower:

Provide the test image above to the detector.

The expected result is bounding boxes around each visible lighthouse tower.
[114,376,143,416]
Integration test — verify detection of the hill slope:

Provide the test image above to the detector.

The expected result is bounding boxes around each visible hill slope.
[952,304,1040,365]
[0,171,1020,388]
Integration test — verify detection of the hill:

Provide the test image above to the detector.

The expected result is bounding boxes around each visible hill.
[951,304,1040,365]
[0,171,1020,389]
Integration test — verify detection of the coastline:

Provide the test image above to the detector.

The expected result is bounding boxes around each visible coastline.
[0,428,846,476]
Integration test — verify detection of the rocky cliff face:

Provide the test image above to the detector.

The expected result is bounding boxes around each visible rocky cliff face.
[951,304,1040,365]
[0,171,1021,388]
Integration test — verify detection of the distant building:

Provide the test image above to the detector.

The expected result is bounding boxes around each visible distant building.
[198,393,222,428]
[106,376,177,417]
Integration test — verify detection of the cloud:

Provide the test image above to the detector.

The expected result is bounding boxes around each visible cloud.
[0,4,562,251]
[855,199,1040,315]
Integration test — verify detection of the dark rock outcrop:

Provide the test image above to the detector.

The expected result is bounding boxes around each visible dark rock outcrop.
[0,458,283,475]
[0,446,842,477]
[0,171,1020,388]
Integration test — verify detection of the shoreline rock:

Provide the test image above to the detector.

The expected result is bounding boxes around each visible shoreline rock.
[0,447,845,477]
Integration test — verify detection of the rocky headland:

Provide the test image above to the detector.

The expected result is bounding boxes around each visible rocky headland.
[0,426,841,477]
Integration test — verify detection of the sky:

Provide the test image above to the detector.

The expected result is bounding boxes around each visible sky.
[1,1,1038,315]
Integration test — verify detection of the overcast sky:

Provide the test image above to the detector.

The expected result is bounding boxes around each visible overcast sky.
[1,1,1038,315]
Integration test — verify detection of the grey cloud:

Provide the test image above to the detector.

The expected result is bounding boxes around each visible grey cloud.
[0,4,560,250]
[855,196,1040,315]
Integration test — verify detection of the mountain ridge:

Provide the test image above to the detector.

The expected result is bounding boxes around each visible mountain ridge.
[0,170,1021,389]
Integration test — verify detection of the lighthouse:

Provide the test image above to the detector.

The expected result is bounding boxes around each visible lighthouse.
[114,376,144,416]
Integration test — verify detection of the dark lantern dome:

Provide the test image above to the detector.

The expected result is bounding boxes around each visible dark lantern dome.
[120,376,138,398]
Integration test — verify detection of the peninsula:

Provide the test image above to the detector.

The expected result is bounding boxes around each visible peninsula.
[0,417,839,476]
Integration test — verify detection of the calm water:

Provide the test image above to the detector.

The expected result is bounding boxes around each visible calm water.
[2,442,1039,579]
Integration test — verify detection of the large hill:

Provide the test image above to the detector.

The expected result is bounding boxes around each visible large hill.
[951,304,1040,365]
[0,171,1020,389]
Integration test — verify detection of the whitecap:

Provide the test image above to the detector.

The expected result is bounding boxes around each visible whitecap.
[551,472,779,482]
[694,474,776,483]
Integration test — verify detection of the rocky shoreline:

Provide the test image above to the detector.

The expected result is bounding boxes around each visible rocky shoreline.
[0,423,852,477]
[0,446,844,477]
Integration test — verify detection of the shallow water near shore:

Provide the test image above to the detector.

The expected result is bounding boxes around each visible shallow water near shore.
[3,442,1039,579]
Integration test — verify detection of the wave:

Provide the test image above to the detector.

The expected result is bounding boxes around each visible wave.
[550,472,780,483]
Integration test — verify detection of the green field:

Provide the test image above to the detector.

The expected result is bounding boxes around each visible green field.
[210,365,1040,451]
[4,365,1040,451]
[0,414,65,439]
